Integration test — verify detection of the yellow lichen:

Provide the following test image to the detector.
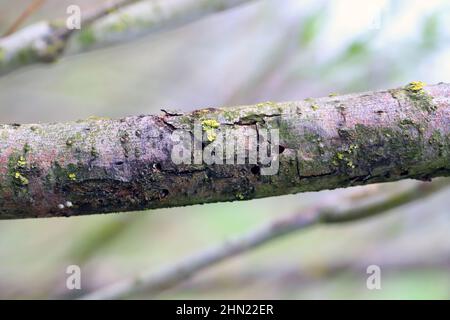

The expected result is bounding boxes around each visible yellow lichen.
[310,104,319,111]
[201,119,220,142]
[205,130,217,142]
[201,119,220,129]
[68,173,77,181]
[17,156,27,167]
[406,81,426,92]
[14,172,29,185]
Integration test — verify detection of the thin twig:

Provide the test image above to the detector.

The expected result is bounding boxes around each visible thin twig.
[175,255,450,292]
[2,0,46,37]
[80,179,449,299]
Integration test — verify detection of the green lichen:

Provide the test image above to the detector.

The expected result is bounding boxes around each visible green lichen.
[400,119,415,126]
[91,146,99,158]
[78,27,96,47]
[108,14,133,33]
[16,47,36,64]
[7,153,31,190]
[333,143,360,169]
[42,40,65,61]
[238,113,267,124]
[396,81,437,113]
[223,110,240,122]
[352,123,426,175]
[428,130,446,156]
[23,143,31,154]
[235,192,245,200]
[310,104,319,111]
[429,131,442,145]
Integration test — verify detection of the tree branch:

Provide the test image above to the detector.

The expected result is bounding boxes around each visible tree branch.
[0,82,449,219]
[80,179,449,299]
[0,0,255,75]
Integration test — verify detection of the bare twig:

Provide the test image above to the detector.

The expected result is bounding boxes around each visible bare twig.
[175,255,450,293]
[0,0,255,75]
[80,179,448,299]
[2,0,46,37]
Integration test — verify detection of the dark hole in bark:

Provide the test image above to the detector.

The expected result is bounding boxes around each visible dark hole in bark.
[400,170,409,176]
[251,165,261,175]
[161,189,169,198]
[115,161,124,165]
[154,163,162,171]
[279,145,286,154]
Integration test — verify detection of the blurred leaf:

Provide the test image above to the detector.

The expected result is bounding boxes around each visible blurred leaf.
[298,9,326,47]
[421,13,439,49]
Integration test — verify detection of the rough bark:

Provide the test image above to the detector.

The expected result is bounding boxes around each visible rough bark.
[0,82,449,219]
[0,0,254,75]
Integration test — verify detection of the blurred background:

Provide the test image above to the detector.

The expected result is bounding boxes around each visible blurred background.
[0,0,449,299]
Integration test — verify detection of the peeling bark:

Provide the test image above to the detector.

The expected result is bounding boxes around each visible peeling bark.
[1,83,449,219]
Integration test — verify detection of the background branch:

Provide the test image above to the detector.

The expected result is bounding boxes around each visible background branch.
[80,179,449,299]
[0,0,255,75]
[2,0,46,37]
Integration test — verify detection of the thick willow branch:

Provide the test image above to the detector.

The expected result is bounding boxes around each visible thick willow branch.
[80,179,449,299]
[0,0,254,75]
[0,83,449,219]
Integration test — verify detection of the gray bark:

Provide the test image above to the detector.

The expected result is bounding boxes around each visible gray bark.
[0,82,449,219]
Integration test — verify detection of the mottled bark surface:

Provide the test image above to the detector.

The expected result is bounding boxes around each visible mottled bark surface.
[1,83,449,219]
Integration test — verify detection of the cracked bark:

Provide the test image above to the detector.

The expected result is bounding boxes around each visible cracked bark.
[0,83,449,219]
